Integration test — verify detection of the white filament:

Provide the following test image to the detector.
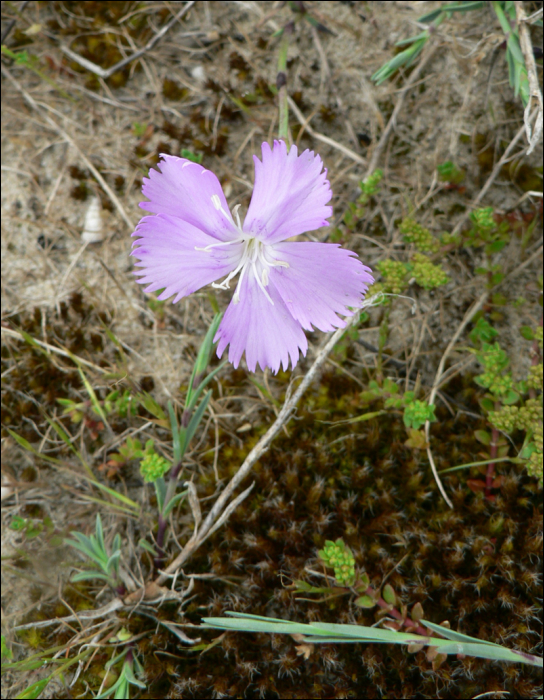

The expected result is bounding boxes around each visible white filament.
[195,196,290,305]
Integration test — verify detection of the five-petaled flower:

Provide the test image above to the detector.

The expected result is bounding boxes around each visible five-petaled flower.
[131,140,374,373]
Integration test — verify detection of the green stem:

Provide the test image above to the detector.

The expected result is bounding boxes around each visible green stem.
[277,34,291,146]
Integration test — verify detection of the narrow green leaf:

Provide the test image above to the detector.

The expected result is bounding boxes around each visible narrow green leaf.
[154,476,167,514]
[186,314,223,409]
[138,539,157,556]
[70,571,113,583]
[94,514,106,556]
[168,401,181,464]
[106,550,121,576]
[17,329,48,355]
[6,429,63,465]
[185,391,212,449]
[137,392,166,420]
[186,360,227,414]
[85,479,140,511]
[78,368,109,426]
[248,376,281,408]
[162,489,188,518]
[438,457,515,474]
[67,537,107,569]
[16,677,51,699]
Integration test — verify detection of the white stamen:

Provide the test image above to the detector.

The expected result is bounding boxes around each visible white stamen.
[232,203,243,230]
[201,197,290,304]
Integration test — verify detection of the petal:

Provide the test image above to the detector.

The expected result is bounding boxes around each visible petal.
[214,270,308,373]
[267,242,374,331]
[139,154,237,242]
[243,140,332,244]
[132,214,243,303]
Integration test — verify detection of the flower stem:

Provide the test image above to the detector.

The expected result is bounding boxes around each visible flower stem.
[277,30,291,147]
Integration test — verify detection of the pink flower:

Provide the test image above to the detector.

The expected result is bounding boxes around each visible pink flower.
[131,140,374,373]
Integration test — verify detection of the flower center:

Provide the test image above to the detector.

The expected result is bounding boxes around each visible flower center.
[195,196,289,305]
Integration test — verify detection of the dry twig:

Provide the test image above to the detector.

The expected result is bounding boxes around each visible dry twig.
[287,96,366,165]
[515,1,543,155]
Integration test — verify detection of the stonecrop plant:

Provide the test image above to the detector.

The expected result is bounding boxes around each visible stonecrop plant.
[131,140,374,373]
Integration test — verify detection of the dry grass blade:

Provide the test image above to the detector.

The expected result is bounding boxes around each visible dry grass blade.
[287,96,366,165]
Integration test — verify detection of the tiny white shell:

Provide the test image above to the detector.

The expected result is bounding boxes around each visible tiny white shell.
[191,65,206,84]
[82,196,103,243]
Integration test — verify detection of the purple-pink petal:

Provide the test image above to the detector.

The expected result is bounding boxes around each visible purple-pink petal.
[267,242,374,332]
[139,155,237,242]
[243,140,332,244]
[214,270,308,373]
[132,214,242,303]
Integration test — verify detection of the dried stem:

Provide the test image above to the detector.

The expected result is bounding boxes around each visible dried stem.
[515,1,543,155]
[288,96,366,166]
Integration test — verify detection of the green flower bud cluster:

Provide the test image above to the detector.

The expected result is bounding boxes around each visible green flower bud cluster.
[518,398,543,430]
[485,372,514,397]
[440,231,461,247]
[140,451,170,483]
[470,207,495,234]
[489,405,519,433]
[527,446,543,485]
[474,342,515,398]
[399,218,441,254]
[528,363,543,391]
[376,259,409,294]
[360,169,383,198]
[476,342,509,374]
[318,538,356,587]
[410,253,449,289]
[403,400,436,430]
